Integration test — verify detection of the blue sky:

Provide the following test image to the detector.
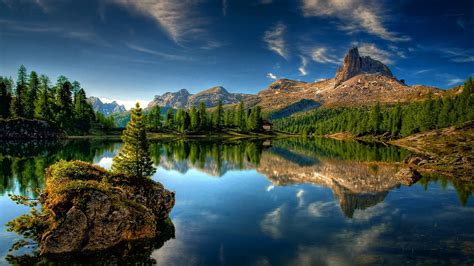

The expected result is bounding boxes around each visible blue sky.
[1,0,473,108]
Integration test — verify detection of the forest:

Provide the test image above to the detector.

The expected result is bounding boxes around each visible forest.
[144,101,265,133]
[273,77,474,138]
[0,65,115,134]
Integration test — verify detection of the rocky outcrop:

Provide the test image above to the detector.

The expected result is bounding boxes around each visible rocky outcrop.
[87,96,126,115]
[334,47,394,87]
[395,167,422,186]
[7,161,175,255]
[0,118,66,139]
[147,88,191,109]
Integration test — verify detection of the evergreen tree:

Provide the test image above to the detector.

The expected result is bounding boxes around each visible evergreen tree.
[0,77,12,118]
[55,80,73,129]
[199,102,208,130]
[190,106,200,130]
[11,65,28,117]
[165,108,174,129]
[212,100,223,129]
[146,105,162,131]
[73,89,94,133]
[112,103,155,179]
[369,103,382,134]
[391,102,402,137]
[25,71,39,118]
[35,75,53,121]
[235,101,245,131]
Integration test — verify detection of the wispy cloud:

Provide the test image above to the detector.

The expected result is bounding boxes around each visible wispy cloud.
[263,22,288,59]
[222,0,228,16]
[266,72,277,80]
[125,42,192,61]
[413,69,433,75]
[298,56,308,76]
[447,78,464,86]
[358,43,393,64]
[442,48,474,63]
[111,0,209,44]
[311,47,339,64]
[301,0,410,42]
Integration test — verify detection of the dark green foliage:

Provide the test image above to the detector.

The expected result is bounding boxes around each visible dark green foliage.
[274,77,474,138]
[0,77,13,118]
[74,89,95,134]
[4,66,99,134]
[11,65,28,117]
[145,105,162,131]
[112,103,155,179]
[25,71,39,119]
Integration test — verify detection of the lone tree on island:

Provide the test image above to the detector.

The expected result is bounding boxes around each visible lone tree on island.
[112,102,155,179]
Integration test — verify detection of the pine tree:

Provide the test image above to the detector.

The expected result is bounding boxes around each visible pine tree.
[199,102,208,130]
[212,100,223,129]
[35,75,53,121]
[25,71,39,118]
[190,106,200,130]
[235,101,245,131]
[112,103,155,179]
[0,77,12,118]
[73,89,94,133]
[55,80,73,129]
[369,103,382,134]
[11,65,28,117]
[165,108,174,129]
[146,105,162,131]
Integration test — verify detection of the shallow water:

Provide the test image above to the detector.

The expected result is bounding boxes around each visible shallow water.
[0,138,473,265]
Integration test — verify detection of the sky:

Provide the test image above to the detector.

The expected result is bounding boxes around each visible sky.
[1,0,473,109]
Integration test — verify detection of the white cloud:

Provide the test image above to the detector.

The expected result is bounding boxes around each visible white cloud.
[125,42,191,61]
[447,78,464,86]
[266,72,277,80]
[298,56,309,76]
[358,43,393,64]
[111,0,208,44]
[301,0,410,42]
[263,22,288,59]
[260,206,284,239]
[311,47,339,64]
[307,201,335,217]
[100,97,148,110]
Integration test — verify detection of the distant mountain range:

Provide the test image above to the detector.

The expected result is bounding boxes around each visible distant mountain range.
[87,97,126,116]
[92,47,444,121]
[147,86,254,109]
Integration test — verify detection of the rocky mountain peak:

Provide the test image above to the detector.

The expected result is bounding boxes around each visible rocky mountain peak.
[334,47,393,87]
[87,97,126,115]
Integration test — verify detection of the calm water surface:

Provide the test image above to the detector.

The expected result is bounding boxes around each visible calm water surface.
[0,138,473,265]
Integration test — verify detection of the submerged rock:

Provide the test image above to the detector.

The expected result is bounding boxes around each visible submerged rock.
[7,160,175,255]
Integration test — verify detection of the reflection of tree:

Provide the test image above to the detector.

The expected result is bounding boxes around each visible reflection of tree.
[274,138,410,162]
[418,174,474,206]
[155,140,265,176]
[6,220,175,265]
[0,140,117,196]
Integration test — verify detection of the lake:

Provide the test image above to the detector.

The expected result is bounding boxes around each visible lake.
[0,138,473,265]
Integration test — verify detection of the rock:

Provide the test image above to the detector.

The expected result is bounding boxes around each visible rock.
[334,47,394,87]
[11,161,175,255]
[395,167,422,186]
[0,118,66,139]
[404,155,430,166]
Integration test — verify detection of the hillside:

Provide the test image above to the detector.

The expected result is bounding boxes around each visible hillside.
[252,47,442,114]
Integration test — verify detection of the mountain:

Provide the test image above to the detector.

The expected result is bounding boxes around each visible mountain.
[147,86,254,109]
[87,97,126,116]
[254,47,442,116]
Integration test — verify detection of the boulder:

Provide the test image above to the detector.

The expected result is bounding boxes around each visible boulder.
[395,167,422,186]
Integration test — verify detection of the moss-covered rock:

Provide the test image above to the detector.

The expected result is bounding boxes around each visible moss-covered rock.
[7,160,175,255]
[0,118,66,139]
